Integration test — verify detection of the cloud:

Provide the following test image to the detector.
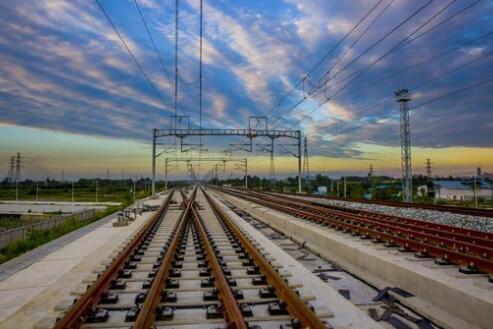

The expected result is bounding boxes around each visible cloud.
[0,0,492,162]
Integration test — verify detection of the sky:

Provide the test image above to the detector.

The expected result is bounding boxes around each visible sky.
[0,0,492,181]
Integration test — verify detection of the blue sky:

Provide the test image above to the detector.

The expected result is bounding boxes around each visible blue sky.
[0,0,492,179]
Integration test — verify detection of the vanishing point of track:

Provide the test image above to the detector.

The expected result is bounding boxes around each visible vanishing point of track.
[53,187,328,329]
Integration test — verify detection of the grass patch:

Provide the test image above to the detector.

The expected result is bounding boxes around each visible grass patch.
[0,206,119,265]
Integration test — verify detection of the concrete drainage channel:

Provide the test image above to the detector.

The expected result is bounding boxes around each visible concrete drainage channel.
[220,198,439,329]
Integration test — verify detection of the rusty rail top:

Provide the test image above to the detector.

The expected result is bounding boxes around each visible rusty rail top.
[267,190,493,218]
[218,187,493,275]
[53,189,175,329]
[190,197,248,329]
[246,189,493,248]
[203,187,327,329]
[133,187,197,328]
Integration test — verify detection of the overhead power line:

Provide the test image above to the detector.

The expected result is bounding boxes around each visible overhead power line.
[320,0,457,97]
[323,66,493,140]
[278,0,484,127]
[272,0,436,127]
[266,0,386,118]
[411,76,493,110]
[95,0,169,108]
[315,0,481,100]
[321,0,395,84]
[322,0,435,87]
[133,0,173,85]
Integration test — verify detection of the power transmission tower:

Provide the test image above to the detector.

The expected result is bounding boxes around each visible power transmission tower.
[268,137,275,184]
[368,164,374,177]
[8,156,15,182]
[302,136,310,193]
[426,158,432,178]
[14,153,23,182]
[395,89,412,203]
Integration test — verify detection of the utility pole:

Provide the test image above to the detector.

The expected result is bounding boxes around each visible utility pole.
[8,156,15,183]
[245,160,248,189]
[133,177,136,205]
[269,137,275,188]
[395,89,413,203]
[61,170,65,182]
[71,181,74,205]
[473,175,478,208]
[95,179,99,203]
[14,153,23,182]
[343,176,347,199]
[36,181,39,201]
[14,153,23,202]
[214,164,219,185]
[303,136,310,193]
[164,158,168,191]
[426,158,432,178]
[336,180,339,197]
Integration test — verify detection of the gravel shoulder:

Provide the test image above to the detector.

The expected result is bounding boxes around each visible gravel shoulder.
[290,195,493,233]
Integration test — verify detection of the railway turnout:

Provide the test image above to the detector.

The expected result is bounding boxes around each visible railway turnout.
[52,187,330,329]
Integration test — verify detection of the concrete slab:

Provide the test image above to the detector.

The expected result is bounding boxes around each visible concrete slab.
[210,193,386,329]
[0,194,167,329]
[219,191,493,329]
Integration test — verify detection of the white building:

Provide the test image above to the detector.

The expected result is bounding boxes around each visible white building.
[434,180,493,201]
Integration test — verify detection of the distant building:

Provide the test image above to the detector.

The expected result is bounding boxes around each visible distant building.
[315,186,327,195]
[434,180,492,201]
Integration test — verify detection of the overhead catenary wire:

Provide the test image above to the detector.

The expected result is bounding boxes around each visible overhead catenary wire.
[174,0,180,117]
[322,60,493,141]
[199,0,204,169]
[95,0,169,108]
[323,27,493,102]
[314,0,482,99]
[133,0,173,86]
[285,43,492,143]
[265,0,386,118]
[279,0,483,128]
[321,0,435,88]
[320,0,457,98]
[411,76,493,110]
[320,0,396,84]
[272,0,436,127]
[313,0,482,101]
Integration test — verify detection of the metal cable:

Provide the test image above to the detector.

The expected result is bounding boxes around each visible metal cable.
[95,0,169,107]
[133,0,173,86]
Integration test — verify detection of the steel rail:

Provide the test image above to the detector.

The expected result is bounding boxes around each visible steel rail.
[218,188,493,274]
[190,197,248,329]
[260,190,493,242]
[202,188,327,329]
[133,187,197,328]
[266,192,493,238]
[274,191,493,218]
[256,190,493,247]
[53,190,175,329]
[233,189,493,254]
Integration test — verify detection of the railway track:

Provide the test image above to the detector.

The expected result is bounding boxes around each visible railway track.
[218,188,493,277]
[52,187,330,329]
[272,191,493,218]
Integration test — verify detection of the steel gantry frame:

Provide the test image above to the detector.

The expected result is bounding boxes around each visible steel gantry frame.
[164,157,248,190]
[152,127,302,195]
